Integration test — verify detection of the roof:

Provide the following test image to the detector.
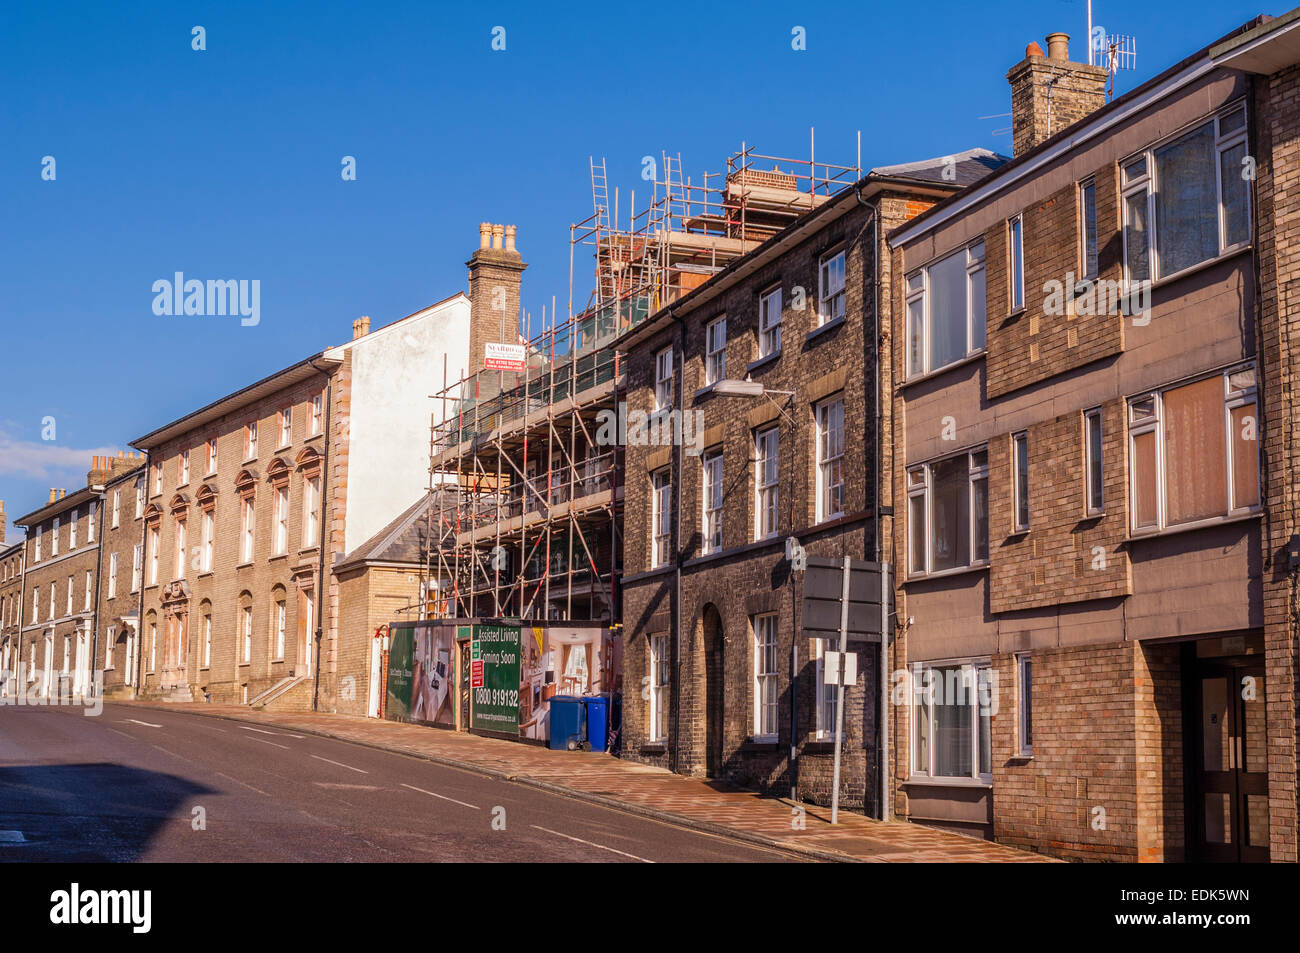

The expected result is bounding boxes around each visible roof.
[131,292,469,451]
[13,485,101,528]
[870,148,1010,188]
[335,488,464,571]
[889,15,1276,249]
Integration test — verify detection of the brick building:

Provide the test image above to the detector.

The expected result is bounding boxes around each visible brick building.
[95,454,147,696]
[617,153,1004,810]
[0,500,24,697]
[887,18,1300,861]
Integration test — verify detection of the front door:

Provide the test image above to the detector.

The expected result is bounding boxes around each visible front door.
[1192,660,1269,862]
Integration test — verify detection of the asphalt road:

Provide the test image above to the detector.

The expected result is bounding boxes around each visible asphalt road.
[0,702,800,862]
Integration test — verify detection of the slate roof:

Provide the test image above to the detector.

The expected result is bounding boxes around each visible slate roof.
[335,488,464,570]
[871,148,1011,188]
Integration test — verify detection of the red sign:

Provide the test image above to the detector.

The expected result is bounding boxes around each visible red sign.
[484,342,526,371]
[471,659,484,688]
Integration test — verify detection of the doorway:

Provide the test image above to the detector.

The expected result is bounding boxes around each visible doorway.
[702,604,724,778]
[1189,657,1269,862]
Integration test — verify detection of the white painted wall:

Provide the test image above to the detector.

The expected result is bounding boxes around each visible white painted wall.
[340,295,471,554]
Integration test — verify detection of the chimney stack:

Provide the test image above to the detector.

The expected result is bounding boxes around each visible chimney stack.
[0,499,6,545]
[1007,32,1107,157]
[352,315,371,340]
[466,222,526,375]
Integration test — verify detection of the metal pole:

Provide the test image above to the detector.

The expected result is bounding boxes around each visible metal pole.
[880,562,891,821]
[831,554,850,825]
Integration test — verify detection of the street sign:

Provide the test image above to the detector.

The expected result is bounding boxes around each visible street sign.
[485,342,526,371]
[800,556,888,642]
[823,650,857,686]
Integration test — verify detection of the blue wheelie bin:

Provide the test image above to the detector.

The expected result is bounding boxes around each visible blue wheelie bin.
[548,695,586,750]
[584,694,610,753]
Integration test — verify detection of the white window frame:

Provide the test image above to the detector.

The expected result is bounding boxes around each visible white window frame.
[279,406,292,448]
[88,501,95,543]
[112,490,121,528]
[180,449,190,486]
[1008,214,1025,312]
[817,247,846,326]
[754,426,779,540]
[704,316,727,385]
[815,396,845,522]
[241,497,255,563]
[311,393,324,435]
[906,448,989,577]
[758,286,782,357]
[207,438,218,475]
[303,475,321,548]
[245,420,258,461]
[648,633,669,743]
[275,600,286,660]
[174,517,187,580]
[69,509,78,549]
[131,544,143,593]
[135,478,144,517]
[905,241,986,379]
[52,517,59,557]
[1084,408,1104,516]
[152,461,162,496]
[752,614,778,741]
[66,575,73,615]
[909,659,995,783]
[654,346,674,412]
[83,571,92,611]
[202,509,214,572]
[1018,653,1033,758]
[813,639,845,742]
[105,626,116,671]
[274,484,289,556]
[1079,177,1099,279]
[701,449,723,555]
[1127,364,1259,536]
[107,553,118,599]
[1121,103,1251,286]
[650,469,672,569]
[242,606,252,664]
[203,614,212,669]
[1012,430,1030,532]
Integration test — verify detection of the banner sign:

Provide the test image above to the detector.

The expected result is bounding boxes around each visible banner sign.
[484,342,526,371]
[470,624,521,734]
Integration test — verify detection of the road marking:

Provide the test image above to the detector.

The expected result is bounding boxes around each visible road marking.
[246,736,291,750]
[125,719,162,728]
[0,830,27,844]
[530,825,653,863]
[215,771,271,797]
[106,728,135,740]
[400,783,479,810]
[239,725,304,739]
[311,754,368,774]
[314,782,381,791]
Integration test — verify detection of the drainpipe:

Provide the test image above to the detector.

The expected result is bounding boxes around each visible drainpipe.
[135,455,149,695]
[671,315,685,774]
[89,482,106,700]
[309,360,334,712]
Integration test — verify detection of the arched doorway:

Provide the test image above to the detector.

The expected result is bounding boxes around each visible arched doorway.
[701,603,725,778]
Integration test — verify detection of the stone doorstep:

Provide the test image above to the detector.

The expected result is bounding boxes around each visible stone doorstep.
[117,700,1052,863]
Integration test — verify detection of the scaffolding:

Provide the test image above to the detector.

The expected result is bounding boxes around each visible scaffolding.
[423,137,860,622]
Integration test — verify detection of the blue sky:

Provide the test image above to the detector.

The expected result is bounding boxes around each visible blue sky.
[0,0,1272,533]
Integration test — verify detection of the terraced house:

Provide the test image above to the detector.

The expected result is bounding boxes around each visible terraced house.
[888,18,1300,862]
[618,149,1005,810]
[0,501,25,695]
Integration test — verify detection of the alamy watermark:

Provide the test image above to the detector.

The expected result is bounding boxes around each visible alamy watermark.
[0,667,103,716]
[152,272,260,326]
[594,403,705,455]
[1042,272,1152,326]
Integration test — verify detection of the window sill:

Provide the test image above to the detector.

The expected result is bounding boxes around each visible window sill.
[1127,509,1261,544]
[748,734,779,746]
[269,553,288,562]
[298,546,320,556]
[741,739,780,752]
[899,349,986,391]
[306,432,324,443]
[805,315,844,343]
[1149,243,1251,291]
[641,742,668,754]
[198,571,214,579]
[746,351,780,374]
[904,562,989,584]
[236,562,254,570]
[903,776,993,789]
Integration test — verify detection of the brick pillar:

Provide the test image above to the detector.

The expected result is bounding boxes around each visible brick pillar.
[466,223,526,375]
[1253,65,1300,864]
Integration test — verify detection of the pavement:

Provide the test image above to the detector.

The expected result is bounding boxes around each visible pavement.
[95,698,1053,862]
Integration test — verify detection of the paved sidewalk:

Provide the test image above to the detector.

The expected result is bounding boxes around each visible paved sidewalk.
[120,700,1053,862]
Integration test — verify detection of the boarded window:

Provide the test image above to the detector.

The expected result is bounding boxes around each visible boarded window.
[1162,375,1227,525]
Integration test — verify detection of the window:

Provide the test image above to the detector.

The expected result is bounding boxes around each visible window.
[179,449,190,486]
[244,420,259,460]
[135,478,144,516]
[105,627,116,671]
[202,510,214,572]
[274,484,289,555]
[69,509,77,549]
[1128,365,1259,534]
[31,590,38,624]
[66,575,73,615]
[241,497,256,562]
[1122,105,1250,284]
[654,347,673,412]
[911,661,994,782]
[907,449,989,576]
[149,622,157,672]
[1018,654,1034,757]
[1008,215,1024,312]
[1085,409,1104,515]
[754,427,779,539]
[34,533,41,563]
[648,633,669,743]
[303,475,321,548]
[153,462,162,496]
[131,544,142,592]
[49,582,55,619]
[818,248,846,325]
[52,517,59,557]
[108,553,118,599]
[279,407,292,447]
[815,640,845,741]
[906,241,986,378]
[1080,178,1099,278]
[207,438,218,474]
[1012,431,1030,532]
[174,517,187,579]
[701,450,723,555]
[816,397,845,522]
[83,571,91,611]
[275,600,286,659]
[242,606,252,663]
[651,469,672,569]
[752,614,778,740]
[705,317,726,385]
[112,490,121,528]
[311,393,324,435]
[87,503,95,543]
[147,523,159,586]
[203,615,212,669]
[758,286,782,357]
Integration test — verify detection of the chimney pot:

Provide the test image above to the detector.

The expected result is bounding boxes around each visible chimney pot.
[59,489,66,500]
[353,315,370,340]
[1046,32,1070,62]
[491,224,504,250]
[49,489,57,503]
[1026,41,1045,58]
[479,222,492,250]
[504,225,517,253]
